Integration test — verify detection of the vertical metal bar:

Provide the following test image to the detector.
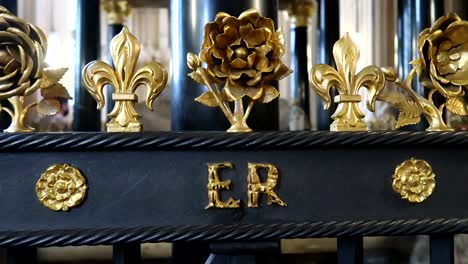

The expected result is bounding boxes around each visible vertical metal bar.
[316,0,339,130]
[337,237,363,264]
[206,241,280,264]
[172,242,210,264]
[113,244,141,264]
[0,247,37,264]
[205,254,257,264]
[289,24,311,131]
[430,235,454,264]
[73,0,101,131]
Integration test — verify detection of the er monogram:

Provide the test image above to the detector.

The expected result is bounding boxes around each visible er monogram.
[205,162,287,209]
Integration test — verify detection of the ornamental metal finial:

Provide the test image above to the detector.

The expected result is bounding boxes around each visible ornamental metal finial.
[187,9,292,132]
[0,6,70,133]
[288,1,316,27]
[378,13,468,131]
[101,0,131,25]
[83,27,168,132]
[309,33,385,131]
[392,158,435,203]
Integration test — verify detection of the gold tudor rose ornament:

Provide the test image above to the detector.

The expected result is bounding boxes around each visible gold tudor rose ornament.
[36,164,88,211]
[309,33,385,131]
[392,158,435,203]
[83,27,168,132]
[378,13,468,131]
[187,9,292,132]
[0,6,71,133]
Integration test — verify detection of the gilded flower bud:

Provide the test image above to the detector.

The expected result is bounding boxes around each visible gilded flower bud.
[187,52,201,70]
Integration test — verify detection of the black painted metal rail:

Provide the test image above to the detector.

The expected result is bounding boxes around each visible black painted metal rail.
[0,131,463,264]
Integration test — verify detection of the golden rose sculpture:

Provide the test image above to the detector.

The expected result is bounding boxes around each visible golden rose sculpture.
[392,158,436,203]
[36,164,88,211]
[187,9,292,132]
[0,6,70,133]
[378,13,468,131]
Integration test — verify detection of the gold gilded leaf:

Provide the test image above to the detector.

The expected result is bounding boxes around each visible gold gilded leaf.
[258,85,279,103]
[36,99,61,116]
[396,113,420,128]
[40,68,68,88]
[378,92,407,105]
[446,96,468,115]
[195,91,220,107]
[188,72,205,85]
[399,99,423,117]
[394,98,423,128]
[41,83,72,99]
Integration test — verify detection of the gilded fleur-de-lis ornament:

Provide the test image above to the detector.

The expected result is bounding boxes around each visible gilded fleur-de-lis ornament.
[83,27,168,132]
[310,33,385,131]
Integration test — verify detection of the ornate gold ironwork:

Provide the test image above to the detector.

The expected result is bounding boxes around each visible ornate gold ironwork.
[0,6,70,132]
[247,163,286,208]
[101,0,131,25]
[36,164,88,211]
[187,9,292,132]
[309,33,385,131]
[205,162,240,209]
[378,13,468,131]
[392,158,435,203]
[288,1,316,27]
[83,27,168,132]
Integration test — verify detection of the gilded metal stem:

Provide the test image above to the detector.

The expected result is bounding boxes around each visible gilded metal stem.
[379,67,452,131]
[227,99,251,133]
[244,100,255,121]
[3,96,34,133]
[197,68,235,123]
